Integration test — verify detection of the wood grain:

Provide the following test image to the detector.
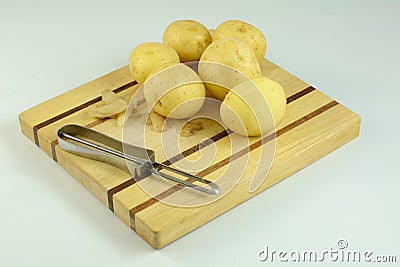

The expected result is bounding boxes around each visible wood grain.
[19,59,361,248]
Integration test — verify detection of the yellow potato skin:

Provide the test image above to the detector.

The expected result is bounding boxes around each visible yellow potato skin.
[129,42,180,84]
[208,29,215,39]
[213,20,267,61]
[162,20,212,62]
[144,63,206,119]
[198,38,262,101]
[220,77,286,136]
[204,84,230,101]
[152,84,205,119]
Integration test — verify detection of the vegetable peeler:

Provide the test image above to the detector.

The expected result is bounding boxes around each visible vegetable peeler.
[57,124,220,195]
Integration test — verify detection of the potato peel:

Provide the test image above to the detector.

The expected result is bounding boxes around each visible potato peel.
[116,111,126,127]
[88,90,128,126]
[179,119,203,137]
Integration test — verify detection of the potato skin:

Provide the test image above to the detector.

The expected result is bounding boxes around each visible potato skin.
[208,29,215,39]
[162,20,212,62]
[129,42,180,84]
[144,63,206,119]
[220,77,286,136]
[213,20,267,61]
[198,38,262,101]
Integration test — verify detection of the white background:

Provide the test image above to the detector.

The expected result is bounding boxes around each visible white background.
[1,0,399,266]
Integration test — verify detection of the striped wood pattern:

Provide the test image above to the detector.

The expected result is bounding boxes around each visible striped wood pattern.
[19,59,361,248]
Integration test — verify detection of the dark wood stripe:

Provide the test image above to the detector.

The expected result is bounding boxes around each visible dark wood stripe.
[109,85,316,213]
[33,80,136,147]
[287,86,315,104]
[84,118,109,129]
[107,179,137,212]
[162,129,232,166]
[129,100,339,223]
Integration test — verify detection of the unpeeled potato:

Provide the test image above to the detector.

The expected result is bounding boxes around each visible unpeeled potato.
[162,20,212,62]
[198,38,262,101]
[143,62,206,119]
[213,20,267,61]
[220,77,286,136]
[129,42,180,84]
[208,29,215,39]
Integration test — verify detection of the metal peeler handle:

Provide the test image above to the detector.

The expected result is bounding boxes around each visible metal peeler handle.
[57,125,220,195]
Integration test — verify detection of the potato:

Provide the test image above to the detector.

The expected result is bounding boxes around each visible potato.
[162,20,212,62]
[213,20,267,61]
[143,62,206,119]
[208,29,215,39]
[220,77,286,136]
[129,42,180,84]
[149,111,165,132]
[198,38,262,101]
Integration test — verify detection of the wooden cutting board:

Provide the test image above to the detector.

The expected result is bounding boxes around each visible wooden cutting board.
[19,59,360,248]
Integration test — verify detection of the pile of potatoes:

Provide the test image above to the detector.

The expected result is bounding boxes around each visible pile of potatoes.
[129,19,286,136]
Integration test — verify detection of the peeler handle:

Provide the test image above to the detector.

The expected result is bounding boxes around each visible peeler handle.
[57,125,220,195]
[57,124,155,178]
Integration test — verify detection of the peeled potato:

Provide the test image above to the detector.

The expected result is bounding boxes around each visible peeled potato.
[213,20,267,61]
[198,38,262,101]
[143,63,206,119]
[129,42,180,84]
[220,77,286,136]
[162,20,212,62]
